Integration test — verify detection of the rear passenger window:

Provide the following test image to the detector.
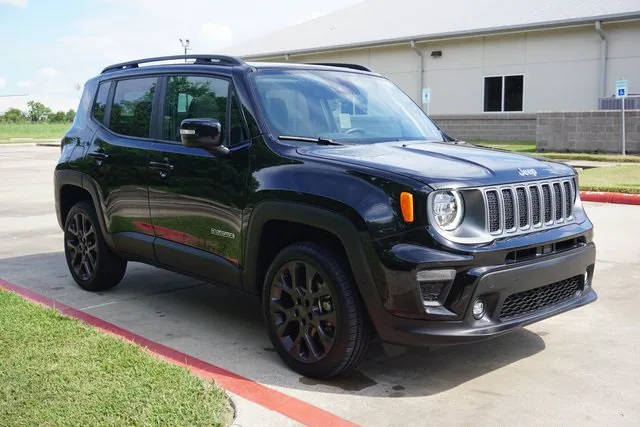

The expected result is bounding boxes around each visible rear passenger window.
[92,82,110,123]
[162,75,229,143]
[109,77,157,138]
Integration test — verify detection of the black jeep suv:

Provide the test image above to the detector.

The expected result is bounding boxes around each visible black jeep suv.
[55,55,596,377]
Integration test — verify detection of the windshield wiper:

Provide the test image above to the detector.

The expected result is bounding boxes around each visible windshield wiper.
[278,135,341,146]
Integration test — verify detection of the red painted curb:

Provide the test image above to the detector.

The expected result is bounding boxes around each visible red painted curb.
[580,191,640,205]
[0,278,356,427]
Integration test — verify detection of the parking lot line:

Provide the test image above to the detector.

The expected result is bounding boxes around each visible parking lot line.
[0,277,356,427]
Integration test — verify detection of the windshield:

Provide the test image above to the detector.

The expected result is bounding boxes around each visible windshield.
[251,69,444,143]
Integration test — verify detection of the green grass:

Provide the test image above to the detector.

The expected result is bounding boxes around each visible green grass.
[476,140,640,163]
[0,289,233,426]
[473,140,538,153]
[0,122,71,141]
[578,165,640,194]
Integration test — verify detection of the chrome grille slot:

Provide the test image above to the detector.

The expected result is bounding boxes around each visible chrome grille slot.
[516,187,528,228]
[502,189,515,230]
[553,183,563,221]
[530,186,541,225]
[563,181,573,218]
[542,184,552,223]
[483,178,576,240]
[486,191,500,232]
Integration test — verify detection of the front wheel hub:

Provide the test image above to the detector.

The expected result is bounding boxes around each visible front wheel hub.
[269,260,337,363]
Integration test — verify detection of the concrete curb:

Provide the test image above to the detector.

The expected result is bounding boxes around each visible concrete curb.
[580,191,640,205]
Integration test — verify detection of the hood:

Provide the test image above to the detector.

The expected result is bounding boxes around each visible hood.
[296,141,574,189]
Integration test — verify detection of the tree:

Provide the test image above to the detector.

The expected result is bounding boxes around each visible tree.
[27,100,52,122]
[65,109,75,122]
[0,108,27,123]
[49,111,67,122]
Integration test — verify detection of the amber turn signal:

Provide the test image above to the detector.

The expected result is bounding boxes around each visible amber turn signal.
[400,192,414,223]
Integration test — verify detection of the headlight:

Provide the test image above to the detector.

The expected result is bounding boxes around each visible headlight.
[431,191,463,230]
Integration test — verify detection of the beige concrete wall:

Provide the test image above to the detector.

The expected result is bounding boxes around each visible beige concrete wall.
[431,113,537,141]
[257,21,640,115]
[537,110,640,154]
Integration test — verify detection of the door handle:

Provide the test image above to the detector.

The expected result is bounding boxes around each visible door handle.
[148,160,175,178]
[148,161,175,170]
[88,152,109,161]
[88,152,109,166]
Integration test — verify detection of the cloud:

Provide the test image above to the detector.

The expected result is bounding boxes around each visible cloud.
[2,0,356,111]
[0,76,6,89]
[17,80,34,88]
[0,0,27,7]
[39,67,60,78]
[200,22,233,46]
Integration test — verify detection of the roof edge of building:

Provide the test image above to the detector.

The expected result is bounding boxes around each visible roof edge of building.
[241,11,640,60]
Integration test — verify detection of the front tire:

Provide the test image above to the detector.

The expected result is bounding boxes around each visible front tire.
[64,201,127,291]
[262,241,371,378]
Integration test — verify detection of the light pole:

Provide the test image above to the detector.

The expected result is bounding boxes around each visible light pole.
[179,38,191,62]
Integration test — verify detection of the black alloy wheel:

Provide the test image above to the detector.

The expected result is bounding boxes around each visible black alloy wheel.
[263,242,372,378]
[64,201,127,291]
[269,260,337,363]
[66,211,98,281]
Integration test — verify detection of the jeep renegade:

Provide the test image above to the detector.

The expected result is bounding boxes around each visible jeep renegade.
[55,55,596,378]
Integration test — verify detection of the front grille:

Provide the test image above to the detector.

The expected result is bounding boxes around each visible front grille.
[484,178,575,238]
[499,275,583,320]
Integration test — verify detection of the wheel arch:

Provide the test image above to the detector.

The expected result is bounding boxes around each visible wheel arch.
[55,169,115,250]
[243,201,388,324]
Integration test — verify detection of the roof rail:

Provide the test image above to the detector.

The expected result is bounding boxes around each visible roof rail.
[308,63,371,72]
[101,55,245,74]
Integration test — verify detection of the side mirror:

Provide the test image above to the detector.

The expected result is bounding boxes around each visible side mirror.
[180,118,224,150]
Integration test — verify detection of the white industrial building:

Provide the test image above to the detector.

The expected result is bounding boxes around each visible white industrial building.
[228,0,640,117]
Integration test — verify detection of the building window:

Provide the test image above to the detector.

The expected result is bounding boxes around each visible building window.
[483,75,523,112]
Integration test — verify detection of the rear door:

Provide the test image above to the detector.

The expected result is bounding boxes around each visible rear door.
[85,76,159,259]
[147,74,250,286]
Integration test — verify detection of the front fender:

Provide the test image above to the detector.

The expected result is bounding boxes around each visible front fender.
[243,200,392,329]
[249,158,424,238]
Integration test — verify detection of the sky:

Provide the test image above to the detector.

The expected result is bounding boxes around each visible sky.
[0,0,361,113]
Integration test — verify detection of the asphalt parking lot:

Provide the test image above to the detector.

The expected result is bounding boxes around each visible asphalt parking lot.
[1,144,639,426]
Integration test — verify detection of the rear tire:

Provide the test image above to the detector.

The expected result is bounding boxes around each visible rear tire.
[64,201,127,291]
[262,241,372,378]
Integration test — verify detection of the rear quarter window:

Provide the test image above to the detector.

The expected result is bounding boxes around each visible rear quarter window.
[92,81,111,124]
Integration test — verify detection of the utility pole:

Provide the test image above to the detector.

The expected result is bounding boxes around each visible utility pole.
[179,38,191,62]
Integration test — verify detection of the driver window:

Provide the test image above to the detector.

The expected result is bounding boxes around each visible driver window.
[162,75,229,143]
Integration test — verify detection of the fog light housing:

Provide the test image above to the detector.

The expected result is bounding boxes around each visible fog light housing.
[583,271,590,289]
[472,298,485,319]
[417,269,456,307]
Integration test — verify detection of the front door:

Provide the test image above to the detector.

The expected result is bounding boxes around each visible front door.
[147,74,250,285]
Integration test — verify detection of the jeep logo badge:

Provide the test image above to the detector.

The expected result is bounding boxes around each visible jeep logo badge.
[517,168,538,177]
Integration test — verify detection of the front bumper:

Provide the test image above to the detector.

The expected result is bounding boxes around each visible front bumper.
[371,238,596,347]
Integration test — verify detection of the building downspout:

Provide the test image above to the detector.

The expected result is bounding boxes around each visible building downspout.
[410,40,425,111]
[595,21,608,99]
